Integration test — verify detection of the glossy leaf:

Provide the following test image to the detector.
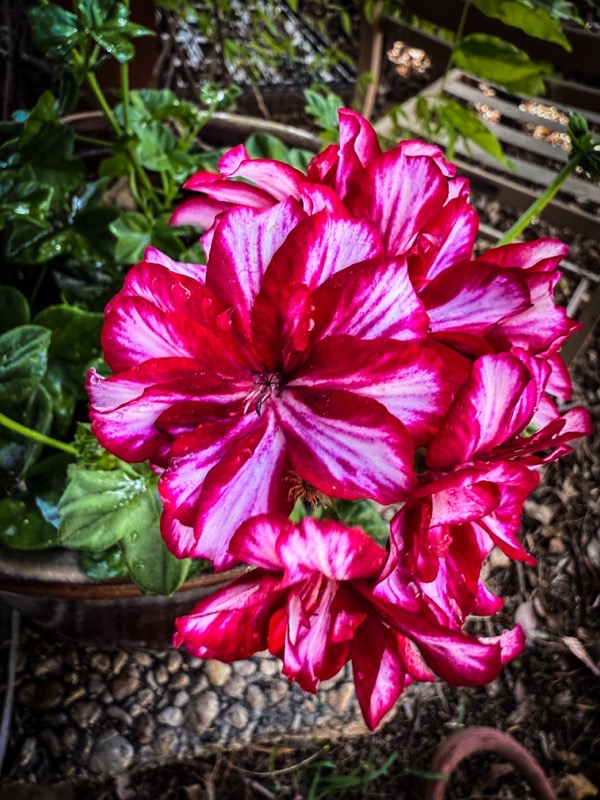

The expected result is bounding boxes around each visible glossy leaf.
[0,498,60,549]
[470,0,572,50]
[0,326,50,404]
[120,487,192,595]
[453,35,552,95]
[436,98,512,167]
[29,4,83,59]
[58,460,155,551]
[0,286,30,333]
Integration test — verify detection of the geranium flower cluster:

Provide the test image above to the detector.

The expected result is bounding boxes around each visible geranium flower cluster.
[87,110,591,730]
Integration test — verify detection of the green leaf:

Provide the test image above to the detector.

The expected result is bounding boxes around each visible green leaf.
[29,4,83,59]
[109,211,152,263]
[120,487,192,595]
[0,286,30,333]
[80,545,128,579]
[0,325,50,404]
[470,0,572,50]
[58,461,154,551]
[521,0,583,23]
[0,498,60,549]
[453,34,553,95]
[244,133,311,172]
[303,88,344,137]
[330,499,390,546]
[134,120,177,172]
[436,98,512,167]
[34,305,103,382]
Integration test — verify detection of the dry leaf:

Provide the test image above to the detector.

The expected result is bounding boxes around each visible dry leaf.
[562,636,600,676]
[556,773,598,800]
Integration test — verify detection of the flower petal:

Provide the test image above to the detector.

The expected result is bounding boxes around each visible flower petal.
[170,196,231,231]
[275,388,416,503]
[311,256,429,343]
[192,411,292,569]
[289,336,449,446]
[143,246,207,283]
[205,199,304,332]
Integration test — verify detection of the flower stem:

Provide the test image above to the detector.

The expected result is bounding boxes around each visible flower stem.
[0,413,78,457]
[440,0,471,96]
[496,152,585,245]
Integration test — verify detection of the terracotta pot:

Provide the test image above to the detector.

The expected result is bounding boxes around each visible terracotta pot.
[0,112,321,650]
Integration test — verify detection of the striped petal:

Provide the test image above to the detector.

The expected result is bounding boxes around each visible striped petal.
[170,196,231,231]
[143,246,207,283]
[289,336,449,446]
[311,256,428,343]
[274,388,416,504]
[478,238,569,272]
[192,411,292,569]
[205,199,304,332]
[426,353,538,470]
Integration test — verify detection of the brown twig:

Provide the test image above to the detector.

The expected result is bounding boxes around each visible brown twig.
[422,726,557,800]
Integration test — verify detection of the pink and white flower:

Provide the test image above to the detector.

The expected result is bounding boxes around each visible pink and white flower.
[88,201,449,568]
[175,515,525,730]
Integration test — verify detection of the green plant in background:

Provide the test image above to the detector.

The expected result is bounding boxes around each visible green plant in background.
[0,0,243,592]
[389,0,585,164]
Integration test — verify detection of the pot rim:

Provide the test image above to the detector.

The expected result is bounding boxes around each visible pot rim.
[0,546,248,599]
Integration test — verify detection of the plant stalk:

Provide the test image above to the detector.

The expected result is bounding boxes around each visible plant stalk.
[440,0,471,96]
[0,413,78,457]
[496,152,585,245]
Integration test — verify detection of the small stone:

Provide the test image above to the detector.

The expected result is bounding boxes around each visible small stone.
[18,737,36,768]
[60,763,77,779]
[90,731,135,774]
[173,690,189,708]
[268,680,289,704]
[184,691,220,735]
[158,706,184,727]
[64,687,86,706]
[188,656,203,669]
[91,653,112,673]
[18,679,64,710]
[137,688,155,707]
[170,673,190,690]
[259,658,280,677]
[113,652,129,675]
[133,651,153,668]
[223,703,249,730]
[88,675,104,696]
[154,728,178,759]
[134,712,155,744]
[327,683,355,715]
[167,651,183,673]
[64,671,79,686]
[224,675,246,699]
[111,668,141,702]
[246,685,265,712]
[205,660,231,686]
[234,660,257,677]
[34,656,61,677]
[71,701,102,730]
[40,729,61,758]
[155,665,169,685]
[146,671,159,691]
[189,675,209,695]
[62,727,78,751]
[107,705,133,725]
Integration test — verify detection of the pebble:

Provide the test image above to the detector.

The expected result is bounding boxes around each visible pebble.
[268,680,289,704]
[90,731,134,774]
[62,727,79,752]
[146,671,159,691]
[155,665,169,685]
[134,712,155,744]
[173,690,189,708]
[17,678,64,710]
[224,675,246,699]
[71,701,102,730]
[133,652,153,668]
[234,660,257,677]
[136,688,155,707]
[327,683,355,714]
[157,706,184,727]
[170,672,190,690]
[184,691,220,735]
[223,703,249,729]
[107,705,133,725]
[111,668,141,702]
[259,658,280,677]
[18,737,36,768]
[34,656,61,677]
[154,728,179,759]
[113,652,129,675]
[246,684,266,712]
[91,653,111,673]
[40,728,61,758]
[166,651,183,673]
[205,660,232,686]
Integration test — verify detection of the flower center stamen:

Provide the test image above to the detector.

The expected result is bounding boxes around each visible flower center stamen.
[244,372,282,416]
